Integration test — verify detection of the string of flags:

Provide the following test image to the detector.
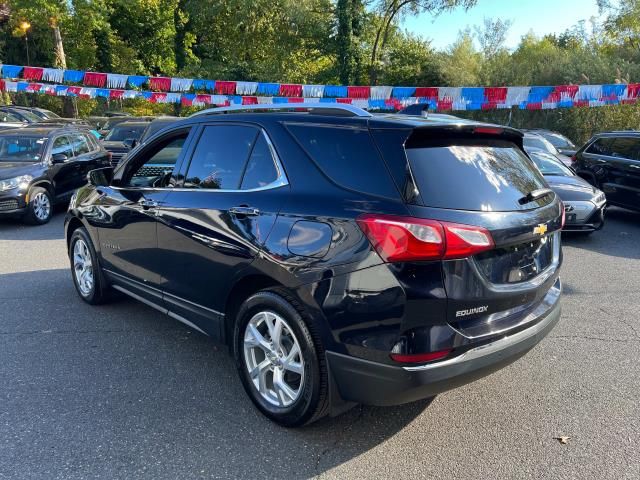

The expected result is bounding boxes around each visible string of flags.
[1,63,638,111]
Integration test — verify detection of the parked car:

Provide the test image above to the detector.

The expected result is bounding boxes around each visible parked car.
[525,129,577,156]
[65,104,563,426]
[99,116,155,137]
[101,121,151,167]
[523,132,573,166]
[8,106,61,120]
[573,131,640,212]
[0,106,41,123]
[0,111,26,131]
[528,148,606,233]
[0,126,110,224]
[138,116,180,144]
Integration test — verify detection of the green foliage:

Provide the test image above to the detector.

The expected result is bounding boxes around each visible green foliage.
[3,0,640,145]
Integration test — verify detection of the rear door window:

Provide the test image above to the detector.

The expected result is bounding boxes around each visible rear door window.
[609,137,640,160]
[287,124,398,198]
[406,139,548,212]
[183,125,258,190]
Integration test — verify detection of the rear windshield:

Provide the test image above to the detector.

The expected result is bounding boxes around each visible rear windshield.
[406,139,549,211]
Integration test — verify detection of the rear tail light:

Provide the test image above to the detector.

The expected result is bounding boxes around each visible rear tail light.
[390,349,453,364]
[356,214,494,262]
[473,126,503,135]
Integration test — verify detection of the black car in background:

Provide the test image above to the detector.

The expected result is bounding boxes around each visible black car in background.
[101,121,151,167]
[525,129,577,157]
[0,126,110,224]
[573,131,640,213]
[528,148,606,233]
[138,116,179,144]
[99,116,155,137]
[65,104,563,426]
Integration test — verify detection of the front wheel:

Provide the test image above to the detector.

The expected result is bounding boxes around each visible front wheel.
[234,289,329,427]
[24,187,53,225]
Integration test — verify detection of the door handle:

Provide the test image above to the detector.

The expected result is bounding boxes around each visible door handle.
[229,206,260,216]
[139,199,159,209]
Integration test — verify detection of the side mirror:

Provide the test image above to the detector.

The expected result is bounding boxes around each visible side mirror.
[123,138,137,149]
[51,153,68,164]
[87,167,114,187]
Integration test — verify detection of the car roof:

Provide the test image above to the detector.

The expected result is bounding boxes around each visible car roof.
[0,125,89,136]
[112,121,152,127]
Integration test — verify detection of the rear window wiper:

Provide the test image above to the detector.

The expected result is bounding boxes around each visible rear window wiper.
[518,188,554,205]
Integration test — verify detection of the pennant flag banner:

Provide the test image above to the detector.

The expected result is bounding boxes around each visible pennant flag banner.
[0,63,638,112]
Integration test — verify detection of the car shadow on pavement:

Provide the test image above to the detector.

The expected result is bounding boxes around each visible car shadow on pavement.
[0,268,432,479]
[0,210,66,241]
[561,206,640,260]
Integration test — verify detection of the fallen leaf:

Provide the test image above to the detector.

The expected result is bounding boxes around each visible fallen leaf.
[554,436,570,444]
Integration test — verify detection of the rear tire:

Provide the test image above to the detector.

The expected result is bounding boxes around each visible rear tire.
[233,288,329,427]
[69,227,110,305]
[24,186,53,225]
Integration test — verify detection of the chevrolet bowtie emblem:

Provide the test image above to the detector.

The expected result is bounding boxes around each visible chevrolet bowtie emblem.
[533,224,548,236]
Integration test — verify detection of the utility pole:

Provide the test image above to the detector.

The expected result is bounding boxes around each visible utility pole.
[20,21,30,65]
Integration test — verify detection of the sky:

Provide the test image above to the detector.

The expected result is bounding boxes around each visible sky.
[402,0,601,50]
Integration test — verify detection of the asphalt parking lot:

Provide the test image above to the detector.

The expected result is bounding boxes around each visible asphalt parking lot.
[1,208,639,480]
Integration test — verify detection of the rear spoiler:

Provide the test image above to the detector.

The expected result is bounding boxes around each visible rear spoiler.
[406,123,524,150]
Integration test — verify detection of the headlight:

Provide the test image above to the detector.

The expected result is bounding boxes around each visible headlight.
[593,190,606,206]
[0,175,33,192]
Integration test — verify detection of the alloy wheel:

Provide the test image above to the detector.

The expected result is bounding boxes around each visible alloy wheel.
[33,192,51,221]
[243,311,305,407]
[73,239,94,296]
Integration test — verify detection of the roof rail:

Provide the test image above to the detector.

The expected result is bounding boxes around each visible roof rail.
[190,102,372,118]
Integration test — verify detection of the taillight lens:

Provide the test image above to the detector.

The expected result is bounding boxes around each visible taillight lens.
[356,214,494,262]
[390,349,453,364]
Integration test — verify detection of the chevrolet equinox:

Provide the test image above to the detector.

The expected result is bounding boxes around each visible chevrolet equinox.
[65,104,563,427]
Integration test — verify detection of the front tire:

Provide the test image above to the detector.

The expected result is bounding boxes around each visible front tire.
[234,289,329,427]
[24,186,53,225]
[69,227,110,305]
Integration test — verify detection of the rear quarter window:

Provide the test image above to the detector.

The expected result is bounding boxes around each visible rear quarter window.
[406,138,549,212]
[286,124,399,198]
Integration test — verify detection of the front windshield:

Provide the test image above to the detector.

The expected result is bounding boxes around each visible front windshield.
[540,132,575,149]
[529,151,574,176]
[0,135,46,162]
[105,125,146,141]
[523,135,557,154]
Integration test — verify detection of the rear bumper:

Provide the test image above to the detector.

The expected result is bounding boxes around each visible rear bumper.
[327,279,561,406]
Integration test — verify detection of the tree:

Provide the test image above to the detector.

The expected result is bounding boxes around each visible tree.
[368,0,477,84]
[474,17,512,57]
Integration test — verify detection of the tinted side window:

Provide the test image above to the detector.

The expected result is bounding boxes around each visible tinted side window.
[609,137,640,160]
[240,134,279,190]
[51,136,73,158]
[125,132,189,188]
[287,125,398,198]
[184,125,258,190]
[586,138,613,156]
[70,134,90,156]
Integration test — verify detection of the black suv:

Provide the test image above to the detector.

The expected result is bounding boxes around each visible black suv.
[573,131,640,212]
[65,104,563,426]
[0,126,110,224]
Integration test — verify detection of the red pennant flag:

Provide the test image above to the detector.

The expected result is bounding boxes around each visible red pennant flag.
[23,67,44,81]
[149,77,171,91]
[83,72,107,87]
